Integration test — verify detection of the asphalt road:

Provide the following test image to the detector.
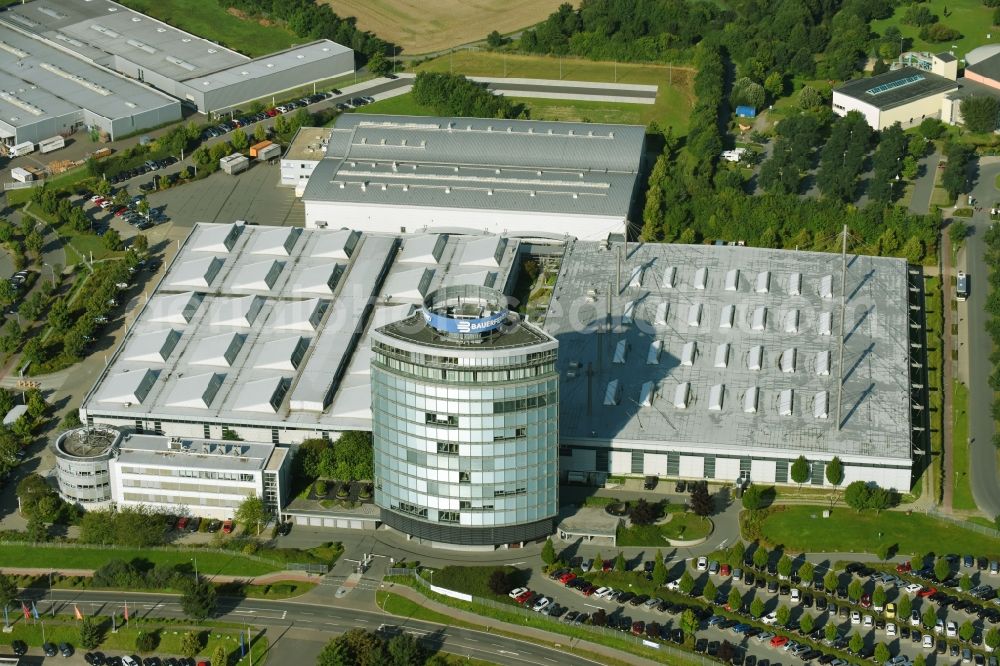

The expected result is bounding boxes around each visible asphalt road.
[23,590,599,666]
[966,159,1000,518]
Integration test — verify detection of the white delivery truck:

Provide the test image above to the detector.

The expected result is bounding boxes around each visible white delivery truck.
[9,141,34,157]
[38,135,65,154]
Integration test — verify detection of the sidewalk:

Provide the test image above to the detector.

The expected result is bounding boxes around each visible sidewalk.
[0,566,320,585]
[380,581,665,666]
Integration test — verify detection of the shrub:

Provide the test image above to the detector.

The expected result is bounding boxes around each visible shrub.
[135,631,159,652]
[313,480,327,497]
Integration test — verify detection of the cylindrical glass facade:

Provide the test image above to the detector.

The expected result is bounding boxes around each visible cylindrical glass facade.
[52,426,119,505]
[371,308,559,546]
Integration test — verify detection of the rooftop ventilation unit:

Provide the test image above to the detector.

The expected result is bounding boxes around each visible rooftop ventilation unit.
[755,271,770,294]
[788,272,802,296]
[751,305,767,331]
[778,389,794,416]
[654,302,668,326]
[640,381,655,407]
[165,55,197,72]
[816,350,831,376]
[604,379,621,406]
[819,274,834,299]
[613,339,628,364]
[647,339,662,365]
[747,345,763,371]
[687,303,702,327]
[622,299,636,325]
[708,384,724,411]
[743,386,759,413]
[694,267,708,290]
[40,62,112,96]
[784,309,799,333]
[814,391,830,419]
[90,24,121,39]
[719,304,734,329]
[714,343,730,368]
[126,39,156,54]
[628,265,644,288]
[0,42,29,59]
[681,341,697,366]
[819,311,833,335]
[673,382,690,409]
[662,266,676,288]
[780,348,797,373]
[0,91,43,116]
[724,268,740,292]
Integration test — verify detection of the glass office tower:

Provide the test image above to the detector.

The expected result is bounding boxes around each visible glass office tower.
[371,285,559,547]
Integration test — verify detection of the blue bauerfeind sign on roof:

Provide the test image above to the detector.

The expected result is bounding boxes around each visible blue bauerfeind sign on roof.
[736,105,757,118]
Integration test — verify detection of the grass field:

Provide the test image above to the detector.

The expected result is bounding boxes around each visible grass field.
[870,0,996,62]
[924,275,945,501]
[616,514,713,547]
[118,0,299,58]
[952,380,977,511]
[411,51,696,132]
[323,0,565,55]
[0,544,279,577]
[758,505,1000,558]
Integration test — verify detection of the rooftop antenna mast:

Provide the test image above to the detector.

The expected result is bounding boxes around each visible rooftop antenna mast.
[836,224,848,429]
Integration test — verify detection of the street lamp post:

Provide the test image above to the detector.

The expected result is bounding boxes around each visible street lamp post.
[191,557,198,582]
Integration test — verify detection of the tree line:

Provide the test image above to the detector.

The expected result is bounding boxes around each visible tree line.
[216,0,389,59]
[983,223,1000,449]
[412,73,525,119]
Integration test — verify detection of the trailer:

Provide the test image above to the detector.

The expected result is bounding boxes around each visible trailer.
[220,153,249,175]
[38,135,65,154]
[9,141,34,157]
[254,143,281,162]
[249,140,272,158]
[10,167,34,183]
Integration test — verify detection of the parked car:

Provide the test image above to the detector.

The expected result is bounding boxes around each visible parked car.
[222,519,234,534]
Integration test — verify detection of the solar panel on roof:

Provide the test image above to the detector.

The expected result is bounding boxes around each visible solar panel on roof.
[866,74,924,96]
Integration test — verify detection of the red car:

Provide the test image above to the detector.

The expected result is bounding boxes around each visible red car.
[720,564,731,577]
[896,561,912,573]
[266,108,279,117]
[602,559,614,572]
[559,572,576,584]
[175,516,188,530]
[860,593,871,609]
[917,586,937,598]
[770,635,789,648]
[113,207,129,217]
[222,519,234,534]
[631,621,645,636]
[581,584,596,597]
[515,590,533,604]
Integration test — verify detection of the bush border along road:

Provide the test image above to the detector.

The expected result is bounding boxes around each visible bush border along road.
[0,544,279,577]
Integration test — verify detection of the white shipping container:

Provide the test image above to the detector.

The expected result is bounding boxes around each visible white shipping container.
[38,135,65,153]
[10,167,34,183]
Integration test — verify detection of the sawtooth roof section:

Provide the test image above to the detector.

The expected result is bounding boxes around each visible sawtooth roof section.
[189,223,241,253]
[253,335,309,371]
[271,298,327,331]
[290,263,344,296]
[208,295,264,327]
[165,372,224,409]
[310,229,360,259]
[250,227,301,256]
[96,368,158,405]
[232,376,289,413]
[167,256,224,288]
[188,332,245,367]
[458,236,508,268]
[146,292,202,325]
[398,234,447,264]
[231,259,284,291]
[122,328,181,364]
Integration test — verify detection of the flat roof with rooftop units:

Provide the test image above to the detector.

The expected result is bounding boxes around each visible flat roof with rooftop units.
[546,241,915,489]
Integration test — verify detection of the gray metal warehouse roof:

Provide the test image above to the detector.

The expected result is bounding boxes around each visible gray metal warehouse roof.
[301,115,645,218]
[0,24,178,132]
[834,66,958,111]
[186,40,352,91]
[1,0,248,79]
[543,241,913,462]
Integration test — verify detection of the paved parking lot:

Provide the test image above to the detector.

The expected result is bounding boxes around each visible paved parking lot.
[510,556,1000,666]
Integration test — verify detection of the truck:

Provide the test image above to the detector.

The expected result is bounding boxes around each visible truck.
[957,271,969,302]
[38,135,65,154]
[249,140,272,158]
[9,141,34,157]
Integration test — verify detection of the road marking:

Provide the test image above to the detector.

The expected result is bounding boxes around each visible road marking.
[507,562,526,566]
[281,610,287,619]
[716,539,729,549]
[497,650,520,656]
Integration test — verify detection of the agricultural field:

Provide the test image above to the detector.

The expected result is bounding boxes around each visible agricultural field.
[323,0,566,54]
[870,0,997,62]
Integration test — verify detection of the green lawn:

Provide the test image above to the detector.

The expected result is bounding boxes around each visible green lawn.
[0,617,268,663]
[870,0,996,63]
[424,566,524,604]
[411,51,695,133]
[118,0,299,58]
[758,505,1000,558]
[0,544,279,577]
[952,380,976,511]
[616,513,713,547]
[924,275,944,501]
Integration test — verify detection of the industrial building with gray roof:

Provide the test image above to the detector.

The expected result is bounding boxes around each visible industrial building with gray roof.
[0,21,180,144]
[302,115,646,240]
[81,222,920,492]
[0,0,353,120]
